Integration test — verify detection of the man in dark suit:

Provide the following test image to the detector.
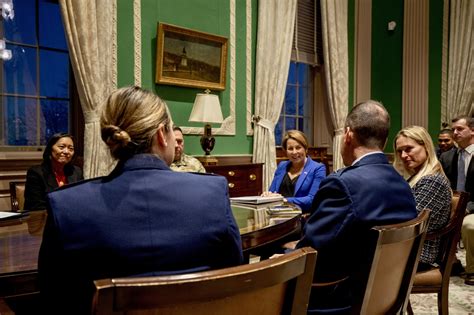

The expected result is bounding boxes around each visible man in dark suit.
[439,116,474,285]
[296,100,417,313]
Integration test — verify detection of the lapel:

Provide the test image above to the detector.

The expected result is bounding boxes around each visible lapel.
[294,158,312,194]
[466,155,474,186]
[66,167,77,184]
[467,152,474,173]
[43,164,59,190]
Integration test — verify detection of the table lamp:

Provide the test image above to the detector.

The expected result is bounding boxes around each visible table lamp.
[189,89,223,163]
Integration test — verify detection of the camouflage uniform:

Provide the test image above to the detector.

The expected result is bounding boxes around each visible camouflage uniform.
[170,154,206,173]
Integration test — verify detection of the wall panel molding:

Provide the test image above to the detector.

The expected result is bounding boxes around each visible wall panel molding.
[246,0,253,135]
[133,0,239,136]
[402,0,429,128]
[133,0,141,86]
[440,0,449,125]
[180,0,237,136]
[354,0,372,104]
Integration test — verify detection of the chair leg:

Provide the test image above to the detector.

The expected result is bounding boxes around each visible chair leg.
[438,289,449,315]
[407,299,414,315]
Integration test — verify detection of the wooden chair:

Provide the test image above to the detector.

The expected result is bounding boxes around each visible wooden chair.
[92,247,317,315]
[354,209,430,314]
[0,299,14,315]
[9,181,26,211]
[408,191,470,315]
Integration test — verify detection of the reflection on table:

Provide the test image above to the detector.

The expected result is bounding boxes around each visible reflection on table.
[0,205,301,298]
[232,202,302,253]
[0,211,46,298]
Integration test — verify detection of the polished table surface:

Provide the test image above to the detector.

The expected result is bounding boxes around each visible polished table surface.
[0,206,301,298]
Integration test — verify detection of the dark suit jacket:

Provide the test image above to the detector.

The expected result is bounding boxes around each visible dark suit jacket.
[38,154,243,314]
[24,162,83,210]
[439,148,474,209]
[297,153,417,313]
[269,158,326,212]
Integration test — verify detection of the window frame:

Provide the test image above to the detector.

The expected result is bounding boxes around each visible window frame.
[0,0,73,152]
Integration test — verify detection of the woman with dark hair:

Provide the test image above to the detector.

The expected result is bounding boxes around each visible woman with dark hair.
[24,133,83,210]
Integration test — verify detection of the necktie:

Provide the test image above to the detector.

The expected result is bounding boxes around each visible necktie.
[456,150,466,191]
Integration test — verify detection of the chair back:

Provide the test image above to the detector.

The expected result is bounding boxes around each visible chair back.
[9,181,26,211]
[92,247,317,315]
[410,191,470,305]
[430,191,469,277]
[357,209,430,314]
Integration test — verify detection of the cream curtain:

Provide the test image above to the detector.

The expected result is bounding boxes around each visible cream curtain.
[59,0,116,178]
[252,0,297,190]
[441,0,474,122]
[321,0,349,171]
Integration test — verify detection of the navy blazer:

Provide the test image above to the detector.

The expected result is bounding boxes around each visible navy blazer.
[440,148,474,208]
[269,158,326,211]
[39,154,243,314]
[297,153,417,313]
[24,162,83,210]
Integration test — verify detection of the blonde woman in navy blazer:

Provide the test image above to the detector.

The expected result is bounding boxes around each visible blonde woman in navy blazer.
[263,130,326,212]
[39,86,243,314]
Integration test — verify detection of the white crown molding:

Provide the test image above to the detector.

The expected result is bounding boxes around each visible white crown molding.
[133,0,142,87]
[246,0,253,136]
[112,1,117,88]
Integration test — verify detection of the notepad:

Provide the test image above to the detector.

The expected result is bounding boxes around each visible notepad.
[0,211,24,220]
[230,195,284,205]
[267,205,302,216]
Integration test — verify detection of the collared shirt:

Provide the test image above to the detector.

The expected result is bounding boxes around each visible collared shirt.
[351,151,384,166]
[170,153,206,173]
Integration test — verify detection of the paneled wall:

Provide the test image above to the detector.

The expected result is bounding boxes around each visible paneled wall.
[117,0,257,156]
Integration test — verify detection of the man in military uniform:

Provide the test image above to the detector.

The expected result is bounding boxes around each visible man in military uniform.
[170,126,206,173]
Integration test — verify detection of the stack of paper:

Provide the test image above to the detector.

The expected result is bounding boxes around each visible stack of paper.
[229,195,284,209]
[0,211,26,220]
[231,204,269,227]
[267,205,302,216]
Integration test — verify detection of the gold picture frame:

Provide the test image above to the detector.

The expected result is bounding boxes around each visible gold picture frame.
[155,23,228,91]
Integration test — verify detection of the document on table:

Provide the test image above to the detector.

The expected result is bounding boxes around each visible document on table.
[230,195,284,205]
[0,211,25,220]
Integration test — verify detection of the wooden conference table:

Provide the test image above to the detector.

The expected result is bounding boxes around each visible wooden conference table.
[0,205,301,298]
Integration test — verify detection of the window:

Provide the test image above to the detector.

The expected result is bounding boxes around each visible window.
[275,0,322,147]
[275,62,314,146]
[0,0,69,150]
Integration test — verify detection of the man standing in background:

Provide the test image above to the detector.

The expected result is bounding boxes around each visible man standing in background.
[439,116,474,286]
[436,128,456,158]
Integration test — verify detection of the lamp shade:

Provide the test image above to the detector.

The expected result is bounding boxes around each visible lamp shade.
[189,92,224,123]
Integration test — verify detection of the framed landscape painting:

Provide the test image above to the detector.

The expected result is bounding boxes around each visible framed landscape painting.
[155,23,228,91]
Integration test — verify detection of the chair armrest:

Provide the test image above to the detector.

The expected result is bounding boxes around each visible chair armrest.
[425,227,453,240]
[425,219,462,240]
